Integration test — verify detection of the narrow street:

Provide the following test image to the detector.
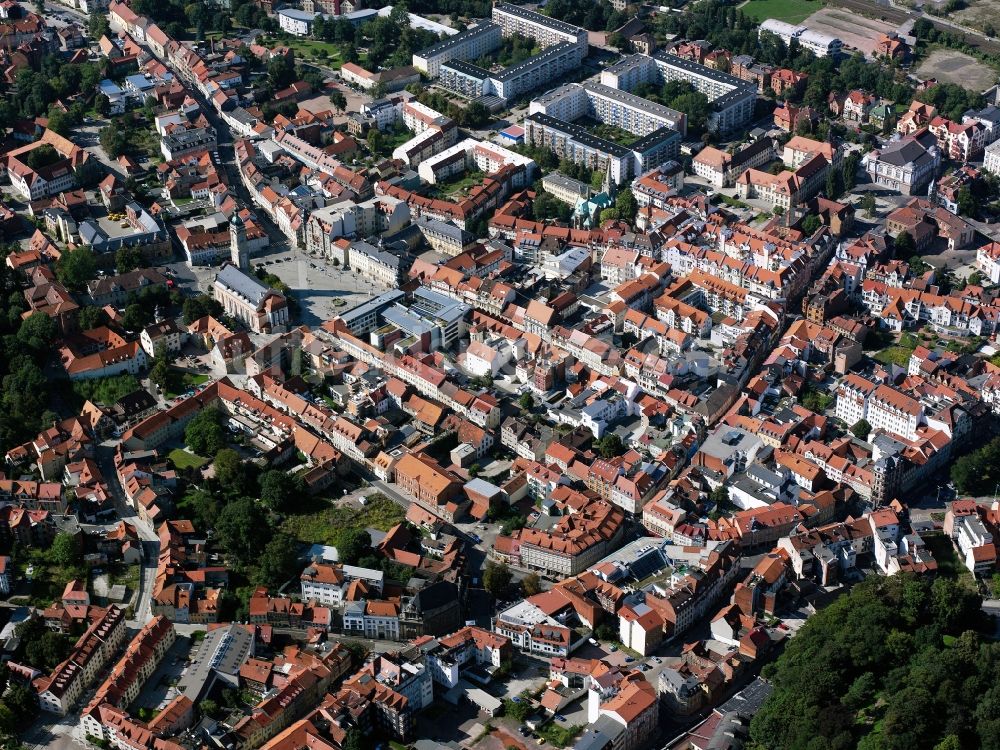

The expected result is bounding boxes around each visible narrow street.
[96,442,160,628]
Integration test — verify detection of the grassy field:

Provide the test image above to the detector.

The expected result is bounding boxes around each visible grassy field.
[168,449,209,471]
[164,370,209,399]
[280,493,405,547]
[438,169,486,198]
[872,346,915,367]
[285,39,346,68]
[741,0,826,24]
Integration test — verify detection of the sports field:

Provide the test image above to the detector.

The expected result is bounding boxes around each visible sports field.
[740,0,826,24]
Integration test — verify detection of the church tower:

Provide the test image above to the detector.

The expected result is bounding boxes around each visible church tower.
[230,212,249,270]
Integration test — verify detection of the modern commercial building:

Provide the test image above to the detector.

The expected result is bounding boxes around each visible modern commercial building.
[277,7,325,36]
[413,22,503,78]
[212,263,289,333]
[377,286,471,351]
[600,54,756,134]
[759,19,842,57]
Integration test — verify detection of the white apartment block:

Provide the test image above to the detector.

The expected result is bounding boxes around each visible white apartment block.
[835,376,923,440]
[300,563,385,606]
[531,81,686,137]
[600,53,755,134]
[277,8,322,36]
[491,42,583,100]
[984,138,1000,176]
[413,22,503,78]
[417,138,536,185]
[977,242,1000,284]
[954,514,995,575]
[491,3,588,54]
[402,101,449,134]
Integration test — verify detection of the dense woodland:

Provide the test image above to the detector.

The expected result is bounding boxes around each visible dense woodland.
[750,576,998,750]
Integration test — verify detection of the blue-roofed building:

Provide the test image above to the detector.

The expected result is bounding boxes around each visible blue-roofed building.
[98,80,126,114]
[123,74,156,101]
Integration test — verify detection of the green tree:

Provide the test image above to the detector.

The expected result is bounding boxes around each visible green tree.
[342,729,364,750]
[615,188,638,222]
[184,407,227,455]
[16,312,56,352]
[518,393,535,411]
[214,448,255,496]
[522,572,542,596]
[595,433,624,458]
[178,488,221,529]
[851,419,872,440]
[254,533,301,589]
[24,630,70,671]
[483,560,512,597]
[259,470,302,511]
[182,294,223,325]
[328,90,347,112]
[149,343,173,390]
[894,230,916,259]
[94,93,111,117]
[956,186,976,217]
[215,497,272,566]
[825,165,845,199]
[46,109,72,136]
[89,12,110,39]
[115,246,143,274]
[56,245,97,289]
[861,193,877,218]
[99,123,128,159]
[367,128,385,156]
[77,306,110,331]
[122,304,148,332]
[801,213,822,234]
[709,484,730,509]
[50,532,80,567]
[337,527,371,565]
[199,699,219,719]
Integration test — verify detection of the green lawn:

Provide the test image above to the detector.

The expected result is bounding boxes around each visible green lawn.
[164,370,209,399]
[438,169,486,198]
[536,723,583,748]
[742,0,825,24]
[280,493,405,547]
[284,39,346,68]
[168,449,209,471]
[873,346,916,367]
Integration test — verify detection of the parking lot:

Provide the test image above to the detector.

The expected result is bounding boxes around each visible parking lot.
[134,635,198,712]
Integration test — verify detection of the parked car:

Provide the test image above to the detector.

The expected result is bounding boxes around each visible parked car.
[624,656,634,663]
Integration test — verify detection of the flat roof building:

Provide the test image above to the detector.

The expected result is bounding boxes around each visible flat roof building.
[492,3,588,52]
[413,22,503,77]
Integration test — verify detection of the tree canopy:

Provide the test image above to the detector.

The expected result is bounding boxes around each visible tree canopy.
[751,575,990,750]
[184,407,227,456]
